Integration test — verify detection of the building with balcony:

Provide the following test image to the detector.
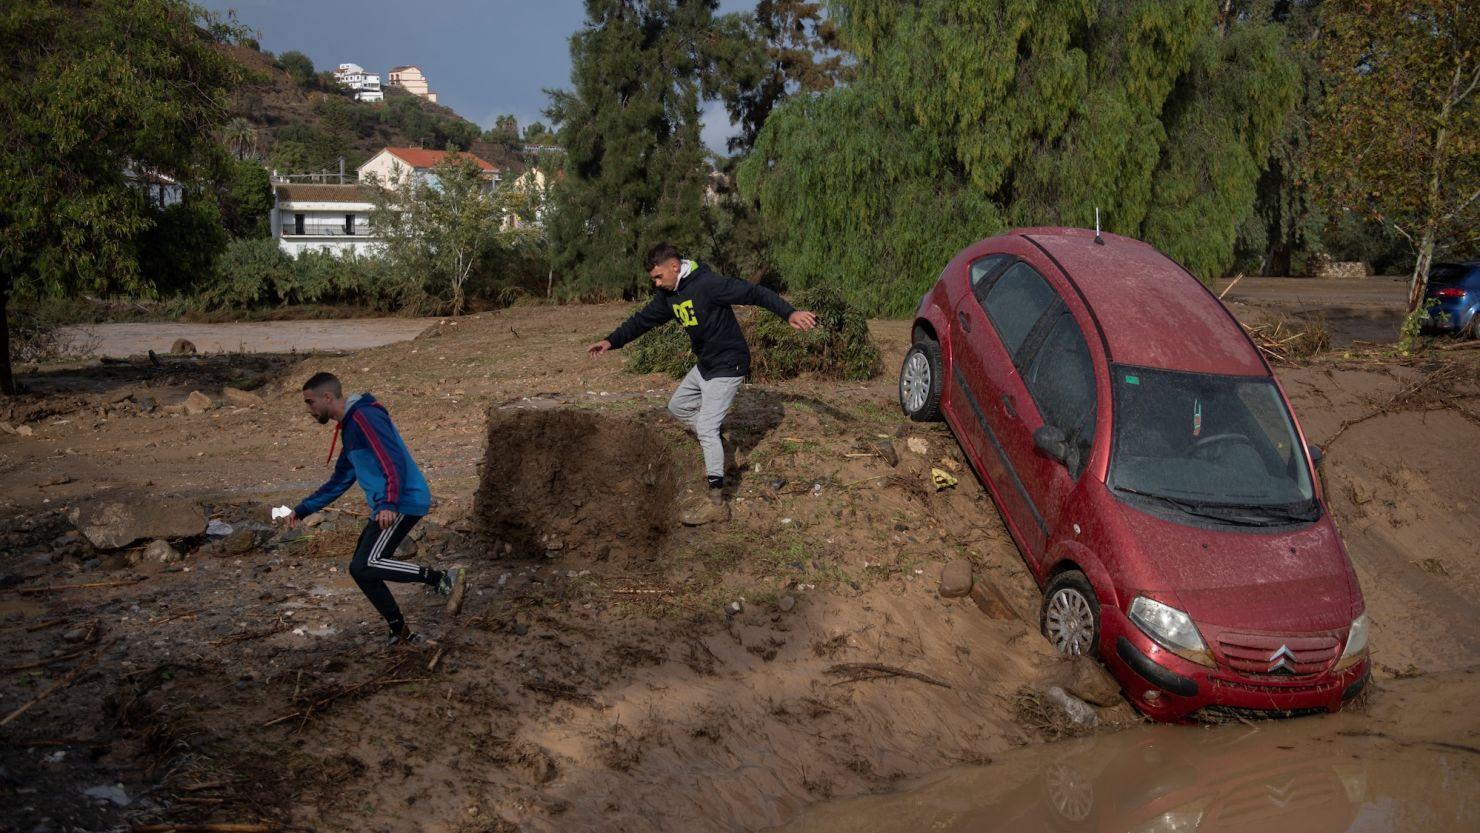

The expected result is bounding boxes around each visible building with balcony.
[334,63,384,103]
[387,65,437,103]
[271,183,380,258]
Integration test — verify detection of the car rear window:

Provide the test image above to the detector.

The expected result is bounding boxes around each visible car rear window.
[1429,263,1468,285]
[980,262,1057,357]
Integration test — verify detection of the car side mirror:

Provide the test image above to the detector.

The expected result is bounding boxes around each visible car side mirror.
[1034,425,1069,465]
[1308,443,1324,469]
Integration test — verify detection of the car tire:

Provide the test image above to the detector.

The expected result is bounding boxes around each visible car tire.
[899,339,944,422]
[1041,571,1101,658]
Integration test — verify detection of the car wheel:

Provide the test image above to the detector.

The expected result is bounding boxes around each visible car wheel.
[899,339,943,422]
[1042,571,1100,657]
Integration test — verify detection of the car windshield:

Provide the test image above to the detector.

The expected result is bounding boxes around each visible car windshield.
[1109,366,1317,524]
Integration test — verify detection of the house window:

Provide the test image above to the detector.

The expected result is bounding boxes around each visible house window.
[345,213,355,235]
[294,213,305,235]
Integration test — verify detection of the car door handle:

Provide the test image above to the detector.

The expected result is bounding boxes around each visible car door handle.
[1001,393,1017,417]
[957,310,972,332]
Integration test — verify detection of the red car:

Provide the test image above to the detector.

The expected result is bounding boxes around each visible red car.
[900,228,1370,721]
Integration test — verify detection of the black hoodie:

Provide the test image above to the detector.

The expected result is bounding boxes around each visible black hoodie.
[605,261,796,379]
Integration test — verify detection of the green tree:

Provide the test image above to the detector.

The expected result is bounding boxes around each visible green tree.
[221,159,274,239]
[739,0,1300,315]
[277,49,315,86]
[0,0,242,394]
[486,114,521,147]
[369,156,522,315]
[222,116,259,161]
[1312,0,1478,313]
[523,121,557,145]
[545,0,719,300]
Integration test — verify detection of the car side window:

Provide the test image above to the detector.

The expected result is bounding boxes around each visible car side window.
[979,261,1058,358]
[1023,310,1097,475]
[969,255,1012,299]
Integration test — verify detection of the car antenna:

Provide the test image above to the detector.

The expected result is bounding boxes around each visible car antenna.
[1094,208,1105,245]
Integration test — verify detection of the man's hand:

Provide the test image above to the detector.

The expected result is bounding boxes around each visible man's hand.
[286,510,299,529]
[586,339,612,358]
[375,508,396,529]
[789,311,818,332]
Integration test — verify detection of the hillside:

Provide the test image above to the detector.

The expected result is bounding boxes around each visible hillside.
[221,44,527,175]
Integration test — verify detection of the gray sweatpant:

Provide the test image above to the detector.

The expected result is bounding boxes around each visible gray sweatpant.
[668,366,744,481]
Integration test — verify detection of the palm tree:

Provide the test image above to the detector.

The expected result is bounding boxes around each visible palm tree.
[221,117,258,161]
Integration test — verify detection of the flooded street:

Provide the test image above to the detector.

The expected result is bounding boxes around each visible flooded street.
[775,707,1478,833]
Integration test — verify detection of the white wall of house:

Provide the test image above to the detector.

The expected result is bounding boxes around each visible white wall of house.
[274,198,381,258]
[357,152,415,189]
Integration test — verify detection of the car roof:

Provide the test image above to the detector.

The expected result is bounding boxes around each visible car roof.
[1014,227,1268,377]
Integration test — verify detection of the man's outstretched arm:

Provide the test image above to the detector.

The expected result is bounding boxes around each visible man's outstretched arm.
[588,294,672,356]
[292,451,356,521]
[713,277,817,331]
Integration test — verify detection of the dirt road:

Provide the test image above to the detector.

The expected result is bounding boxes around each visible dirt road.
[1,302,1476,832]
[60,317,440,358]
[1215,275,1411,345]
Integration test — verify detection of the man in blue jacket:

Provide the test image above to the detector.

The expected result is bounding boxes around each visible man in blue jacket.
[587,243,817,525]
[287,372,466,645]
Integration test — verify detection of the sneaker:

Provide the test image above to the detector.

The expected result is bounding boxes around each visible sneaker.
[442,566,468,616]
[681,488,730,526]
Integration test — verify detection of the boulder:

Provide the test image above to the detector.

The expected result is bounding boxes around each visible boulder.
[170,338,197,354]
[72,498,206,550]
[222,387,264,408]
[143,539,181,564]
[1062,656,1123,707]
[182,391,214,416]
[938,559,974,598]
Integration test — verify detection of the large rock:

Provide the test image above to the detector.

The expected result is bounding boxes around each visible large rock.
[143,539,181,564]
[222,387,264,408]
[182,390,214,416]
[1060,656,1123,707]
[73,498,206,550]
[938,559,974,598]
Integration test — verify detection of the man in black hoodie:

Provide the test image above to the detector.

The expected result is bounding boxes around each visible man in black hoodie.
[587,243,816,525]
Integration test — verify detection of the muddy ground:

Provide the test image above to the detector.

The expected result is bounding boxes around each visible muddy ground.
[1,296,1477,833]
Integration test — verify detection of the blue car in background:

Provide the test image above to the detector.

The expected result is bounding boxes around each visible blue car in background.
[1422,261,1480,338]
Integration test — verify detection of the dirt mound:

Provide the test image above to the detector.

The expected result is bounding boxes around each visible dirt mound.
[473,409,679,562]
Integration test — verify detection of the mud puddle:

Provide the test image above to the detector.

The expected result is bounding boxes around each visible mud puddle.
[774,715,1479,833]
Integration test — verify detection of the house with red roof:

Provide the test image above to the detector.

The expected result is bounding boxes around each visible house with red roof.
[356,147,499,192]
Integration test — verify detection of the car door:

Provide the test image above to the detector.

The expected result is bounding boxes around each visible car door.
[953,258,1059,556]
[1011,307,1098,569]
[947,254,1014,474]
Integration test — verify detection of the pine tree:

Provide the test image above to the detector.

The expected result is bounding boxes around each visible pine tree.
[545,0,718,300]
[739,0,1300,315]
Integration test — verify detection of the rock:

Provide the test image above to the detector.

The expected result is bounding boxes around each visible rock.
[143,539,180,564]
[170,338,197,354]
[906,437,929,456]
[222,387,264,408]
[395,536,419,558]
[182,390,214,416]
[222,529,259,555]
[73,498,206,550]
[967,576,1017,620]
[726,601,744,616]
[778,595,796,613]
[82,784,131,807]
[876,439,900,467]
[206,519,233,538]
[302,512,325,528]
[938,559,974,598]
[0,421,14,435]
[1046,686,1099,727]
[16,425,34,437]
[1063,656,1123,707]
[101,388,135,405]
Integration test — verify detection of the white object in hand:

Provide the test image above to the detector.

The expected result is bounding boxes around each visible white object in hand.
[271,505,293,521]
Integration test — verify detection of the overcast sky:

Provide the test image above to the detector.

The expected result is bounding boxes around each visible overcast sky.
[202,0,755,153]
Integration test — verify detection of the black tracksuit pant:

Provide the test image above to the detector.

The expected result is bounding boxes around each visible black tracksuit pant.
[349,513,441,632]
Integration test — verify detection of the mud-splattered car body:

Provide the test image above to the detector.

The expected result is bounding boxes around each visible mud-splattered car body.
[901,227,1370,721]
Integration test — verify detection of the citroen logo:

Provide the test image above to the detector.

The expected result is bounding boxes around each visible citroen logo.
[1267,778,1296,807]
[1267,644,1297,673]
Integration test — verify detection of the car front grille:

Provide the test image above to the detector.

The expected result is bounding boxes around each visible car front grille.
[1217,631,1339,677]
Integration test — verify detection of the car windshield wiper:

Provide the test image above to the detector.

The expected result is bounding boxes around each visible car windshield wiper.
[1195,500,1321,524]
[1114,487,1305,527]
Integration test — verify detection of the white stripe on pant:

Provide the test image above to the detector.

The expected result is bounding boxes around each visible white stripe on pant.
[366,514,422,574]
[667,365,744,480]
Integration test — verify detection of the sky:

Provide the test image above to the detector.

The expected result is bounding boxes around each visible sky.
[202,0,755,153]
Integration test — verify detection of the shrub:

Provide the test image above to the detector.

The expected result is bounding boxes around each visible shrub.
[203,238,292,309]
[625,286,880,382]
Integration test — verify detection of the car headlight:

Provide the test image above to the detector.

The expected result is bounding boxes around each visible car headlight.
[1334,612,1369,671]
[1129,596,1215,667]
[1128,800,1207,833]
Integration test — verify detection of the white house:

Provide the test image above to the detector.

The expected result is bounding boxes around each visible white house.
[387,65,437,103]
[334,62,383,103]
[357,147,499,192]
[271,183,380,258]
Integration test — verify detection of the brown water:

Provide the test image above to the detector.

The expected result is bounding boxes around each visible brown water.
[773,718,1478,833]
[59,318,439,357]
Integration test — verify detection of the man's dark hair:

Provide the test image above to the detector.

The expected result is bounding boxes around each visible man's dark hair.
[644,242,682,271]
[302,372,342,397]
